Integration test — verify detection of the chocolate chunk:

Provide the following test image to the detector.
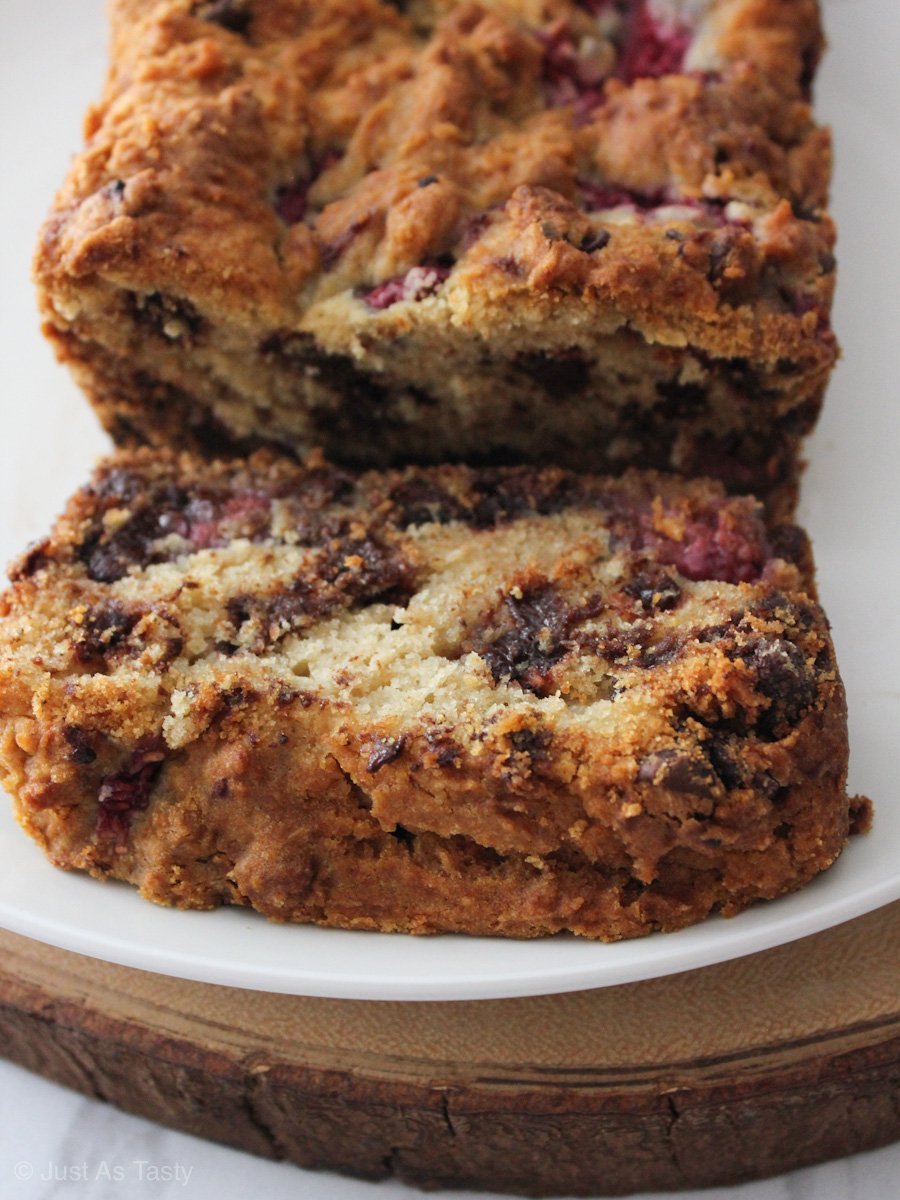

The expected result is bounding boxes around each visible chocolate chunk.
[227,589,332,649]
[8,539,52,581]
[193,0,253,34]
[798,43,817,99]
[508,727,552,758]
[73,601,139,661]
[721,356,769,400]
[316,532,415,601]
[740,636,817,736]
[598,621,683,669]
[280,465,356,508]
[707,734,780,797]
[474,583,570,697]
[227,530,415,651]
[465,468,589,528]
[638,632,683,668]
[819,251,836,274]
[220,685,253,710]
[707,234,732,283]
[624,572,682,613]
[653,380,707,419]
[768,524,811,571]
[638,749,718,797]
[618,877,646,907]
[263,334,400,448]
[367,736,406,773]
[79,518,154,584]
[78,480,273,582]
[423,731,461,767]
[705,736,743,789]
[469,477,532,527]
[514,349,590,398]
[79,485,197,582]
[580,228,610,253]
[64,726,97,765]
[126,292,206,344]
[388,477,465,527]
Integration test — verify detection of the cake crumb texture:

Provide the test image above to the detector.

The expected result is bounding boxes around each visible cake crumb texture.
[0,450,854,939]
[36,0,835,510]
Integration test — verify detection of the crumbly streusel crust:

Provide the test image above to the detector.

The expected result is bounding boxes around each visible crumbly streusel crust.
[0,449,858,939]
[36,0,835,509]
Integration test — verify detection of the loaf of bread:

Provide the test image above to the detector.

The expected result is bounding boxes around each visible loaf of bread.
[36,0,836,512]
[0,449,859,939]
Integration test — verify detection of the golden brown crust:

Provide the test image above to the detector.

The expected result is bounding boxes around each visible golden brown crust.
[35,0,836,504]
[0,449,854,939]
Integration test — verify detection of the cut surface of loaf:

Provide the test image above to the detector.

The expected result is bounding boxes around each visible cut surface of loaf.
[0,450,860,939]
[37,0,835,511]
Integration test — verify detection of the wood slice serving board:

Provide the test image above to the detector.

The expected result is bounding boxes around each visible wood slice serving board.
[1,906,899,1197]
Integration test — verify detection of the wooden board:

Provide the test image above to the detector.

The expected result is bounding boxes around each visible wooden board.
[1,905,899,1196]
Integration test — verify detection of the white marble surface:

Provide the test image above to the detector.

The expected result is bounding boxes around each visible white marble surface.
[1,1055,898,1200]
[1,0,898,1195]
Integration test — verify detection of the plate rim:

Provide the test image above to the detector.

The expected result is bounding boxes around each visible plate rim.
[1,0,899,1003]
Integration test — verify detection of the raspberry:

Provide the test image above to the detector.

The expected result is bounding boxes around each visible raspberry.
[362,263,451,310]
[619,1,691,83]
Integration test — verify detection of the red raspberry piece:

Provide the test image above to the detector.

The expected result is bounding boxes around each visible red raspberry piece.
[619,1,691,83]
[363,264,451,310]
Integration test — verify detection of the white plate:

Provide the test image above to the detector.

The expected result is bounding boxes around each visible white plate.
[0,0,898,1001]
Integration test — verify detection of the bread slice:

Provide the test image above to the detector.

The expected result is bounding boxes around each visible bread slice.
[0,449,857,939]
[35,0,835,513]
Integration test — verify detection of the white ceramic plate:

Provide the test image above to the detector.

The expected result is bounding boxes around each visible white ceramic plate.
[0,0,897,1001]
